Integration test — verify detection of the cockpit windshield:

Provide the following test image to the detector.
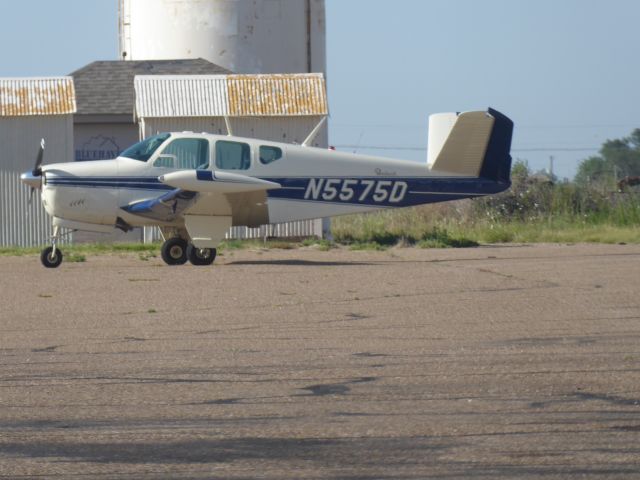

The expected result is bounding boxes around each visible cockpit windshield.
[120,133,171,162]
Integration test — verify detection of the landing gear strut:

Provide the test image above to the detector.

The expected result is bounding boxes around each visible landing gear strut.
[40,225,63,268]
[160,237,188,265]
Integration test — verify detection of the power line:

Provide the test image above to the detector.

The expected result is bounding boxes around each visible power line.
[334,145,599,153]
[513,147,599,152]
[331,123,638,130]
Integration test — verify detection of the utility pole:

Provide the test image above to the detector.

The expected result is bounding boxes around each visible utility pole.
[548,155,554,178]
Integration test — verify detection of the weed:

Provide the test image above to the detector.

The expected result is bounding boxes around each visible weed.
[66,253,86,263]
[219,239,244,250]
[138,252,156,261]
[301,238,334,251]
[349,242,388,251]
[266,240,298,249]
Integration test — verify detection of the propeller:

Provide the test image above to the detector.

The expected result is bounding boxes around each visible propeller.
[28,182,36,206]
[21,139,46,206]
[33,138,45,176]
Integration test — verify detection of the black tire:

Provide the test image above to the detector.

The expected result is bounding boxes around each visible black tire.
[187,245,216,266]
[161,237,188,265]
[40,246,63,268]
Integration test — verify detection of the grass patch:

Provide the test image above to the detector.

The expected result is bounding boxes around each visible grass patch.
[333,211,479,249]
[219,239,245,250]
[417,227,479,249]
[332,204,640,248]
[447,220,640,244]
[1,211,638,261]
[0,242,161,259]
[138,251,157,261]
[65,253,86,263]
[266,240,298,250]
[0,246,41,256]
[219,238,328,251]
[301,238,335,251]
[349,242,389,251]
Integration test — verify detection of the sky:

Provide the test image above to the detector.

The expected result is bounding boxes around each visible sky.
[1,0,639,180]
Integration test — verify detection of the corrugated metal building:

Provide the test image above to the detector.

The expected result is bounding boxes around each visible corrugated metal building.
[0,78,76,247]
[134,73,329,239]
[135,73,328,145]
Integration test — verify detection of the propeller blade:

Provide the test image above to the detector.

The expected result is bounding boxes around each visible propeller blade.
[32,138,45,176]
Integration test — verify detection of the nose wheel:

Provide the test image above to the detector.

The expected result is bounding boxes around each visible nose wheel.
[40,246,63,268]
[40,225,63,268]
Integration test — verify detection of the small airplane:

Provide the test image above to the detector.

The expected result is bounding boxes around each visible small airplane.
[20,108,513,268]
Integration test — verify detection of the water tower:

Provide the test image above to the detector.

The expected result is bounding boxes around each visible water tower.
[118,0,326,75]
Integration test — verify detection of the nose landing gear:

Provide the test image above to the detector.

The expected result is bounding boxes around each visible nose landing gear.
[40,225,63,268]
[40,246,63,268]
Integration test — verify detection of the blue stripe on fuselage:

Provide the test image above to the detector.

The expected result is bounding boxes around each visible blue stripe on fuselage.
[262,176,509,208]
[45,174,509,208]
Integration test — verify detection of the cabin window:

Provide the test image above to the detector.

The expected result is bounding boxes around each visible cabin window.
[259,145,283,165]
[121,133,170,162]
[215,140,251,170]
[155,138,210,169]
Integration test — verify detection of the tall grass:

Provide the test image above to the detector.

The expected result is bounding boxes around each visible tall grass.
[331,184,640,247]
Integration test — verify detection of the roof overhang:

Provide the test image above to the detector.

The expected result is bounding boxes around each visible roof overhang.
[0,77,76,116]
[134,73,328,119]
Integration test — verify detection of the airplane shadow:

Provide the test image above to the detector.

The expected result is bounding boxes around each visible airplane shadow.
[225,259,376,267]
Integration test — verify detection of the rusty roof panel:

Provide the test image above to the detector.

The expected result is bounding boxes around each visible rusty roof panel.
[135,74,327,118]
[227,74,328,116]
[0,78,76,116]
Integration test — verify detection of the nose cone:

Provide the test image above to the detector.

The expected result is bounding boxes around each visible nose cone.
[20,170,42,189]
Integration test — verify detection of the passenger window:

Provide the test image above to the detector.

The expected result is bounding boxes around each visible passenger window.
[216,140,251,170]
[259,145,283,165]
[155,138,209,169]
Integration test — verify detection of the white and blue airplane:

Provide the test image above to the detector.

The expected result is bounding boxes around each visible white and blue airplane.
[20,108,513,268]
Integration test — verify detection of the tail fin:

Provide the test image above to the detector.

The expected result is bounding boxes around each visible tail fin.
[428,108,513,183]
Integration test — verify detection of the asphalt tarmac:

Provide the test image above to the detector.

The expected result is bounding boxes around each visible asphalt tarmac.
[0,243,639,479]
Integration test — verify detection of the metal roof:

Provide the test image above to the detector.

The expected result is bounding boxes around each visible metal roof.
[135,73,328,118]
[0,77,76,116]
[70,59,230,116]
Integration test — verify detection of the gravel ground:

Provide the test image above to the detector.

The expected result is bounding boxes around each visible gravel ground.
[0,243,639,479]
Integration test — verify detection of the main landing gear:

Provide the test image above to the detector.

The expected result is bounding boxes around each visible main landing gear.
[40,225,64,268]
[160,237,216,266]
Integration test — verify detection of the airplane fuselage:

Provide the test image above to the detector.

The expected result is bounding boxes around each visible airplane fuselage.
[40,132,509,231]
[22,108,514,267]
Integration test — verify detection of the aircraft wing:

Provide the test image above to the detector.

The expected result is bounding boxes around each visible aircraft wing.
[121,170,281,227]
[159,169,280,193]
